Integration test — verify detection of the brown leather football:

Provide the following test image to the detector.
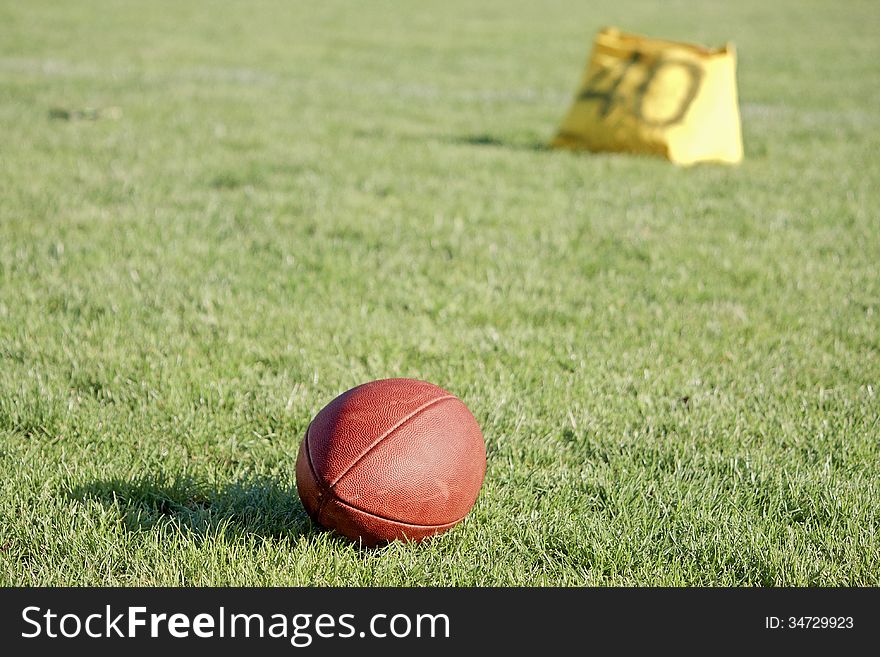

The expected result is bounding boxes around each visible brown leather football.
[295,378,486,546]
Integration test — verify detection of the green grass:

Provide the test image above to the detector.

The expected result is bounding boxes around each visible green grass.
[1,0,878,586]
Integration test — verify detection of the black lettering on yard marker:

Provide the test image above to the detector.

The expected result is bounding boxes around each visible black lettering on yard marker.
[633,58,703,127]
[577,51,641,117]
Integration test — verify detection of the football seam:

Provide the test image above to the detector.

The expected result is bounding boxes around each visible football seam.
[330,495,468,530]
[303,421,333,526]
[326,394,458,489]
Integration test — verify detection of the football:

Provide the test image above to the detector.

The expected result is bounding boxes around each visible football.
[296,378,487,546]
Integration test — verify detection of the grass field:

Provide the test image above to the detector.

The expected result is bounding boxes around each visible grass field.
[1,0,878,586]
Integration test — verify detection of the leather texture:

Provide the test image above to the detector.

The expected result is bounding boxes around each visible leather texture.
[295,378,486,546]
